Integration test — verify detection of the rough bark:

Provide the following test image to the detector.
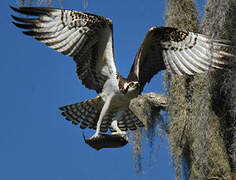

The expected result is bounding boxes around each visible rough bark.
[165,0,200,179]
[200,0,236,177]
[165,0,236,179]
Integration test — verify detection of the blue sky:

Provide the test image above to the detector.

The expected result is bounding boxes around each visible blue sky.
[1,0,205,179]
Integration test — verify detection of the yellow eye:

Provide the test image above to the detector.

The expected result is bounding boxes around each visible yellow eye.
[129,82,134,87]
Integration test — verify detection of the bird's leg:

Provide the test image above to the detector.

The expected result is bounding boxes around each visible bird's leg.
[111,121,126,135]
[90,96,112,140]
[111,109,126,136]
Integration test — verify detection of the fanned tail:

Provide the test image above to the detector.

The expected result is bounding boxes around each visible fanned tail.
[59,96,108,131]
[117,109,144,131]
[60,98,144,133]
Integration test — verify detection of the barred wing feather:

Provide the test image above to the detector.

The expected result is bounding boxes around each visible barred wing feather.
[11,6,117,93]
[128,27,234,92]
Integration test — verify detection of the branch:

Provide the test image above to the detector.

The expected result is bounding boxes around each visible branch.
[129,92,168,127]
[129,92,168,173]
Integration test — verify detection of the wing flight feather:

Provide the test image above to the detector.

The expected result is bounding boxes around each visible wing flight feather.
[11,6,117,93]
[128,27,234,93]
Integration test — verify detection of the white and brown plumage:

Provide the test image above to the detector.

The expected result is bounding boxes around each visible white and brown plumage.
[11,6,234,140]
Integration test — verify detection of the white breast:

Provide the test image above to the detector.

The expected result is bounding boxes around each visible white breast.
[101,78,138,111]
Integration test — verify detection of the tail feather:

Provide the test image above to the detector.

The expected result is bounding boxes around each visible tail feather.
[118,120,128,131]
[60,98,144,133]
[59,97,103,130]
[118,109,144,131]
[61,111,82,125]
[100,113,113,132]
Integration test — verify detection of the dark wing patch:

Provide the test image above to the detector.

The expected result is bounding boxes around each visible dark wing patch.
[74,42,107,93]
[11,6,115,93]
[128,27,234,93]
[127,27,166,93]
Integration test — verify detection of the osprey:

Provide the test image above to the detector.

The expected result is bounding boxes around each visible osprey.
[11,6,233,140]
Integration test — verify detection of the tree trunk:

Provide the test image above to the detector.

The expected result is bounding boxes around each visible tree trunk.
[165,0,236,179]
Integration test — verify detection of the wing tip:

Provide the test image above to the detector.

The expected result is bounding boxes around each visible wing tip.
[9,5,18,12]
[12,21,35,29]
[10,5,50,16]
[59,106,65,111]
[11,14,38,24]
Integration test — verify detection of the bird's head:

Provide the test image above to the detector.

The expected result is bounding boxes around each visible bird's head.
[120,81,140,97]
[127,81,140,92]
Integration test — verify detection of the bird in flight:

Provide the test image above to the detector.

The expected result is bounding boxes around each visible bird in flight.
[11,6,233,140]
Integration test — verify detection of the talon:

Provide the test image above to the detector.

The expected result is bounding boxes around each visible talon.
[111,131,126,136]
[90,133,100,140]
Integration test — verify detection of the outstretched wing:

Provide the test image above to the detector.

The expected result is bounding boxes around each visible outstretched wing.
[11,6,117,93]
[128,26,233,93]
